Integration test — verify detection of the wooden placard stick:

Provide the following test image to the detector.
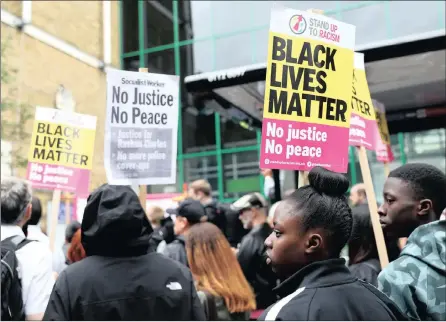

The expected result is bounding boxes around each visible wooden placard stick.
[297,9,325,188]
[138,67,149,212]
[65,194,71,226]
[63,192,74,226]
[298,171,308,188]
[383,162,390,178]
[49,189,61,252]
[357,146,389,268]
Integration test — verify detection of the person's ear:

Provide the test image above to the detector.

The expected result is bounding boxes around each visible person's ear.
[24,204,32,222]
[305,233,322,254]
[418,199,433,217]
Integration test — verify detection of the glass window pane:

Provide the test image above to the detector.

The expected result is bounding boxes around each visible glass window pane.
[180,42,217,153]
[184,156,219,198]
[123,57,140,72]
[182,111,216,153]
[223,151,260,199]
[178,1,194,42]
[367,134,406,204]
[190,39,214,73]
[122,0,139,53]
[220,117,257,149]
[145,1,174,47]
[123,50,175,74]
[404,129,446,171]
[155,0,173,13]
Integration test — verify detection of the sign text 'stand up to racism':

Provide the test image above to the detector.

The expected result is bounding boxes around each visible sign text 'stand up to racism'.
[348,52,378,150]
[260,6,356,173]
[373,99,394,163]
[104,69,180,185]
[26,107,97,195]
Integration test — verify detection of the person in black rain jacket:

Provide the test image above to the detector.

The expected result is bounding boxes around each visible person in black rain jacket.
[260,167,408,321]
[43,184,205,321]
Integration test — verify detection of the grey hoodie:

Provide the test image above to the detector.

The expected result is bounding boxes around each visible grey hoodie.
[378,220,446,321]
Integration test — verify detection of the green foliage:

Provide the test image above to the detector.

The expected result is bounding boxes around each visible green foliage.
[1,39,34,173]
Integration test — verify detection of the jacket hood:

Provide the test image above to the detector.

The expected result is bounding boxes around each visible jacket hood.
[401,220,446,272]
[81,184,153,257]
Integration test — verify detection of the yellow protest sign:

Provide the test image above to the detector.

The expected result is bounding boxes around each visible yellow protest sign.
[260,5,356,173]
[349,52,378,150]
[373,99,391,145]
[26,107,97,195]
[29,121,96,169]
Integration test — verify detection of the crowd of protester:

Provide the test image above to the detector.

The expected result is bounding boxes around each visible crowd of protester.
[1,162,445,321]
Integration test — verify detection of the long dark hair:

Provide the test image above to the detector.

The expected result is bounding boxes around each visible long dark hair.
[348,208,378,265]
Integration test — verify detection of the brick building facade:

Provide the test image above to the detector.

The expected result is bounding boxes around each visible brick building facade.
[1,1,121,226]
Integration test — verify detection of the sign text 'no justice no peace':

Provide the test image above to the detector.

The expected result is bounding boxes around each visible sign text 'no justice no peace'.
[260,6,356,173]
[105,69,179,185]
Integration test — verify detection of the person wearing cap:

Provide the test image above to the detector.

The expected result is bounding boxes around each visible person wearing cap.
[161,198,207,267]
[43,184,206,320]
[231,193,278,311]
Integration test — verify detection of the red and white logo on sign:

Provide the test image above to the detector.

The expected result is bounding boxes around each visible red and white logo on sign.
[289,15,307,34]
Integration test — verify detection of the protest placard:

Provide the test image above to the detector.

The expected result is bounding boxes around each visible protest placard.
[260,5,356,173]
[356,95,391,268]
[373,99,394,177]
[349,52,377,150]
[105,69,179,185]
[376,138,395,164]
[26,107,97,195]
[373,99,391,145]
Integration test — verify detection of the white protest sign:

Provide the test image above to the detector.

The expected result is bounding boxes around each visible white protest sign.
[105,69,179,185]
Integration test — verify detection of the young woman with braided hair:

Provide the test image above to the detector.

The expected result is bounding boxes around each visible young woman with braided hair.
[186,222,256,321]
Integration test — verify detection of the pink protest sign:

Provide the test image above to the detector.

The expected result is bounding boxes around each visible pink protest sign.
[26,107,97,194]
[259,6,356,173]
[26,163,92,195]
[373,100,394,163]
[261,119,349,172]
[349,53,377,150]
[376,141,395,163]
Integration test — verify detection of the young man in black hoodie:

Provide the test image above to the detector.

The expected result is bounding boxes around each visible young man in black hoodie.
[43,184,205,321]
[260,167,408,321]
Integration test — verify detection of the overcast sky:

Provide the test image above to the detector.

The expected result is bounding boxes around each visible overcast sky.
[190,1,444,73]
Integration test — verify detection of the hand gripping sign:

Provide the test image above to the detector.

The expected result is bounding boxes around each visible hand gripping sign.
[259,5,356,173]
[349,53,377,150]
